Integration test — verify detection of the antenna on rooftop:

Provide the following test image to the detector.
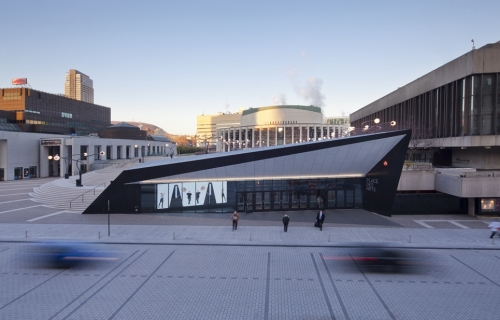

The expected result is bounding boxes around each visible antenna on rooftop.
[471,39,475,50]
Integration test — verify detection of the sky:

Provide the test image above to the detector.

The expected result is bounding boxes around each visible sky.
[1,0,499,135]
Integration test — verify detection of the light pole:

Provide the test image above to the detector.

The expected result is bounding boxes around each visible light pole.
[165,143,177,158]
[349,118,397,136]
[48,151,105,187]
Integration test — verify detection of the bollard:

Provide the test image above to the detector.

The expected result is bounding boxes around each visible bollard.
[173,232,175,240]
[249,233,252,241]
[409,235,412,243]
[328,234,331,242]
[98,232,100,239]
[25,230,28,238]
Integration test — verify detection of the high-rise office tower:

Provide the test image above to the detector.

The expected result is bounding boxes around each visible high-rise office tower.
[64,69,94,103]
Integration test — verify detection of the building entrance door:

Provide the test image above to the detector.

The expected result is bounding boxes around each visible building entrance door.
[263,192,272,210]
[237,192,245,211]
[330,187,355,209]
[246,192,254,212]
[345,189,354,208]
[281,191,290,210]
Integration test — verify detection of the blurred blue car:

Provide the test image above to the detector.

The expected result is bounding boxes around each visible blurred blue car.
[30,241,116,268]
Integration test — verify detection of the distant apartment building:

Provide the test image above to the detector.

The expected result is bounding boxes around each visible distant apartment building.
[64,69,94,103]
[196,111,243,148]
[324,116,350,137]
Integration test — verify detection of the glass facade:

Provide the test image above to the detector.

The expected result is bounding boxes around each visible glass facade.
[0,88,110,135]
[352,73,500,138]
[142,177,363,213]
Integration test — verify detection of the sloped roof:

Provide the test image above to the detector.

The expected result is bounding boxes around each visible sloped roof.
[0,122,21,132]
[110,122,138,128]
[148,135,172,142]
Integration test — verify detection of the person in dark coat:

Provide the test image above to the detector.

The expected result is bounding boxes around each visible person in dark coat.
[316,210,325,231]
[282,214,290,232]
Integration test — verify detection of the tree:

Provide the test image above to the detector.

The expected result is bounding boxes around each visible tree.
[405,117,436,162]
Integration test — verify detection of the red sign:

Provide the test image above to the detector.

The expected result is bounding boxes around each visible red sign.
[383,160,388,166]
[12,78,27,85]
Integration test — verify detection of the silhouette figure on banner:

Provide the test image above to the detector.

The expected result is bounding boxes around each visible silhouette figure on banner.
[158,192,164,208]
[221,187,226,202]
[187,191,192,204]
[204,183,217,205]
[195,190,201,204]
[170,185,183,208]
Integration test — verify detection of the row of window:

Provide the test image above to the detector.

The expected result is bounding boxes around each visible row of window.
[354,73,500,138]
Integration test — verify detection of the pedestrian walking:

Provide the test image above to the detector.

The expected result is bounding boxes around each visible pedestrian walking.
[488,219,500,238]
[231,210,240,231]
[316,210,325,231]
[282,214,290,232]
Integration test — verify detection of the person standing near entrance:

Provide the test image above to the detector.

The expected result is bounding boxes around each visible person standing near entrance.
[316,195,324,209]
[231,211,240,231]
[316,210,325,231]
[282,214,290,232]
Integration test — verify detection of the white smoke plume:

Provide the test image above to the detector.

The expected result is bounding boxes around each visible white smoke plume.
[294,77,325,108]
[271,93,287,105]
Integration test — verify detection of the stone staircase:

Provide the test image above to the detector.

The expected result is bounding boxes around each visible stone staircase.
[30,166,130,213]
[30,156,169,213]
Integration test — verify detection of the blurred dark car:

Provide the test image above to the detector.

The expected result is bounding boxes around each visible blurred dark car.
[30,241,116,268]
[350,245,414,272]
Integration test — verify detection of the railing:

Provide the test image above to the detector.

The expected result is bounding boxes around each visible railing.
[69,182,106,209]
[90,158,140,171]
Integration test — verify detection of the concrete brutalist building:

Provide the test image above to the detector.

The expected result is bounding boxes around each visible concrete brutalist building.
[350,40,500,216]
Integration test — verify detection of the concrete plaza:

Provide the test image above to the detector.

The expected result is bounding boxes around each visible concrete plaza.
[1,178,500,319]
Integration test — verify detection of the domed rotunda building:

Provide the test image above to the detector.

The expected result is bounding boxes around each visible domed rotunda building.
[216,105,347,152]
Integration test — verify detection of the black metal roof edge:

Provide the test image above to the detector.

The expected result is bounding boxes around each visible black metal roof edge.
[119,129,411,184]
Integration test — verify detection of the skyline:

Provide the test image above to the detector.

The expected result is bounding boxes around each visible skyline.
[1,0,499,135]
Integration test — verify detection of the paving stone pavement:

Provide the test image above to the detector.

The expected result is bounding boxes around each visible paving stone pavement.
[0,221,499,249]
[2,178,500,319]
[1,243,500,319]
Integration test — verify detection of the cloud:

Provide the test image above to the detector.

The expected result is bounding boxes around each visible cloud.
[294,77,325,107]
[271,93,287,105]
[300,51,306,58]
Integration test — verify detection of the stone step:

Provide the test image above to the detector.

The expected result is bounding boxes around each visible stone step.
[29,166,126,212]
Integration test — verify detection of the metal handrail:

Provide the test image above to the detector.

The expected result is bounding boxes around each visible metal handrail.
[70,182,106,209]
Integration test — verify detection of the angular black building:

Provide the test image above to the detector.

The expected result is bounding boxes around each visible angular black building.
[84,129,411,216]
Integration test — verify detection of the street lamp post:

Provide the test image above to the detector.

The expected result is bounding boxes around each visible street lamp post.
[349,118,397,136]
[48,151,105,187]
[165,143,177,158]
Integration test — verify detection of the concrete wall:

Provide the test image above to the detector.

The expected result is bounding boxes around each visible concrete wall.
[241,108,322,126]
[435,172,500,197]
[451,146,500,169]
[397,170,435,191]
[0,131,173,181]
